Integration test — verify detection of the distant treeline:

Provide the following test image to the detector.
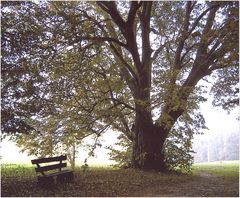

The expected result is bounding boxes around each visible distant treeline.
[193,131,239,163]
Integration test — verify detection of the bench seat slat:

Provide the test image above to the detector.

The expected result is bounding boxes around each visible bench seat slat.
[38,170,73,178]
[35,162,67,172]
[31,155,67,164]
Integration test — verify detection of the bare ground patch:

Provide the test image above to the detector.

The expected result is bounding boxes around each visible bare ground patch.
[136,171,239,197]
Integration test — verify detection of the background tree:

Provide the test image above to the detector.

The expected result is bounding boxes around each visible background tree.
[1,1,238,171]
[193,130,239,163]
[12,114,86,170]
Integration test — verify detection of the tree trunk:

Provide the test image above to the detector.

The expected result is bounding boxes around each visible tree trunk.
[68,143,76,170]
[132,122,169,171]
[132,103,169,171]
[71,143,76,170]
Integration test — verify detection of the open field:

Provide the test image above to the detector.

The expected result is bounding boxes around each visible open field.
[1,162,239,197]
[193,161,239,178]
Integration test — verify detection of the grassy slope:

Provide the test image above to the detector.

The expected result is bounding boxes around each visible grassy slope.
[1,162,239,197]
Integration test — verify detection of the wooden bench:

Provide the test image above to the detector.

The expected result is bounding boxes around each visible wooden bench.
[31,155,74,187]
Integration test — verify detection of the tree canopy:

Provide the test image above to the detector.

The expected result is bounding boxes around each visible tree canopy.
[1,1,239,171]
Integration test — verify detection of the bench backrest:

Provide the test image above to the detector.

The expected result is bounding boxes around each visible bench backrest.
[31,155,67,175]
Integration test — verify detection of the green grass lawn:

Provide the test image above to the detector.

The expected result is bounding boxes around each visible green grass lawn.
[1,162,239,197]
[192,161,239,178]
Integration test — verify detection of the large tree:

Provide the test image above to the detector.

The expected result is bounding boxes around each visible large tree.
[1,1,238,171]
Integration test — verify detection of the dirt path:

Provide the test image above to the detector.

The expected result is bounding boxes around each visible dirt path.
[199,171,217,178]
[138,171,239,197]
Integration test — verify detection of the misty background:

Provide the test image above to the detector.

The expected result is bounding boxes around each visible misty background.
[193,130,239,163]
[192,100,239,163]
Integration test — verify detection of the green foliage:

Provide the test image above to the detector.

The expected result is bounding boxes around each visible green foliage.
[211,67,239,112]
[164,108,206,171]
[11,113,86,168]
[107,134,132,168]
[1,1,238,171]
[164,133,194,173]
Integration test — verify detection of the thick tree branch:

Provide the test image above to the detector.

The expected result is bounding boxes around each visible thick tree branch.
[180,43,198,63]
[188,3,221,36]
[174,1,192,70]
[97,2,127,36]
[140,1,153,68]
[156,3,224,133]
[172,2,222,69]
[109,43,138,86]
[97,1,142,75]
[71,5,140,92]
[127,1,143,25]
[151,43,166,62]
[182,4,220,88]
